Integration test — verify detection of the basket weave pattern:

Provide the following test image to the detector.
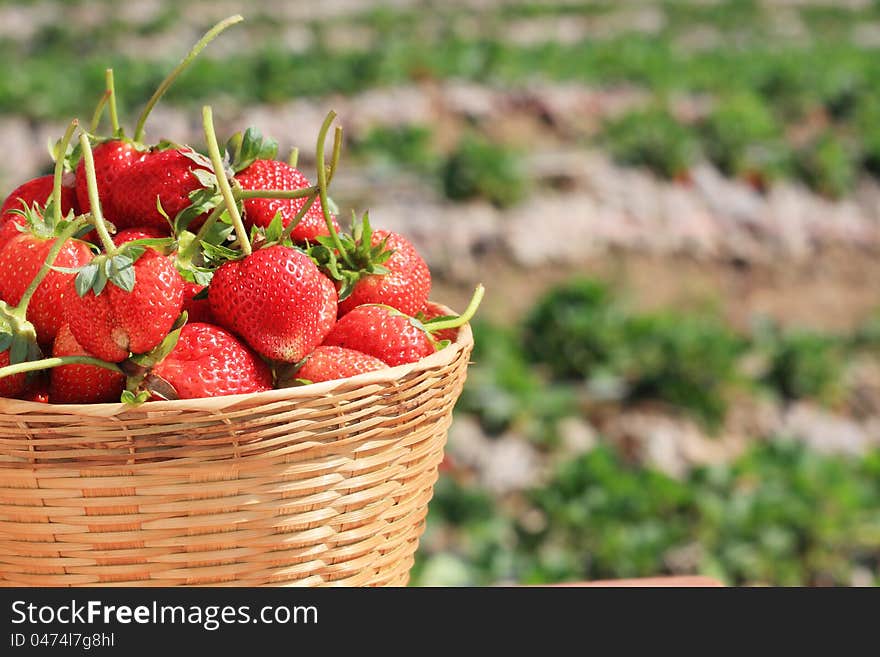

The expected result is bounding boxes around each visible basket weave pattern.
[0,324,473,586]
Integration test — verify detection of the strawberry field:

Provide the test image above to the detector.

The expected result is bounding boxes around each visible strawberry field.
[1,0,880,586]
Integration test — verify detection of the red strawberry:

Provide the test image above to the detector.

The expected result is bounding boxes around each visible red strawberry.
[420,301,460,343]
[112,226,168,247]
[49,323,124,404]
[1,175,77,247]
[74,139,144,219]
[323,286,484,366]
[296,345,387,383]
[208,245,337,362]
[66,249,185,362]
[0,232,92,344]
[337,230,430,317]
[181,282,214,324]
[235,159,340,243]
[152,322,272,399]
[108,148,211,230]
[323,305,434,366]
[0,350,26,398]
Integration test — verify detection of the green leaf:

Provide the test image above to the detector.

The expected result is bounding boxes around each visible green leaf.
[108,254,136,292]
[0,332,12,353]
[92,268,109,296]
[265,211,284,243]
[74,263,99,297]
[200,240,241,261]
[190,168,218,189]
[121,389,150,406]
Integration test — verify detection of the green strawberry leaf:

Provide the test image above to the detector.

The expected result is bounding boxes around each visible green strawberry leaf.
[121,389,150,406]
[0,331,12,353]
[265,211,284,243]
[228,126,279,173]
[108,254,136,292]
[180,149,214,172]
[200,240,241,262]
[74,262,100,297]
[190,168,219,189]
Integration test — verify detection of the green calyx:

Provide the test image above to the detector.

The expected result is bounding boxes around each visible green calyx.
[309,210,394,301]
[226,126,279,173]
[119,312,187,404]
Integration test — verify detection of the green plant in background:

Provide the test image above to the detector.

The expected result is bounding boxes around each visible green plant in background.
[761,329,844,404]
[441,134,526,207]
[700,92,791,183]
[601,106,699,179]
[795,131,858,199]
[622,312,744,427]
[349,124,437,173]
[854,93,880,177]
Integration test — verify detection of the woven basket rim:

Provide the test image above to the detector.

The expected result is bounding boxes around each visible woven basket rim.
[0,313,473,417]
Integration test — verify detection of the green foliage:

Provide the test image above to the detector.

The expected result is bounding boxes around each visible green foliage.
[441,134,526,207]
[349,124,436,173]
[523,279,743,426]
[795,132,858,199]
[602,106,699,179]
[700,93,790,181]
[416,441,880,586]
[761,329,844,403]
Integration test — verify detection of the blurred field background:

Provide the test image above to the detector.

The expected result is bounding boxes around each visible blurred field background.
[3,0,880,586]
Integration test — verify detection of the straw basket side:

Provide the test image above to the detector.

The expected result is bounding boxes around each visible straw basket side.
[0,320,473,587]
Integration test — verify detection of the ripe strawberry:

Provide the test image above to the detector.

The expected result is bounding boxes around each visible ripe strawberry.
[322,305,435,366]
[49,323,124,404]
[337,230,430,317]
[296,345,387,383]
[182,282,214,324]
[152,322,272,399]
[66,249,185,362]
[108,148,212,230]
[74,139,144,219]
[235,159,340,243]
[323,286,483,366]
[0,232,93,345]
[208,245,337,362]
[112,226,168,247]
[0,175,77,247]
[0,350,26,398]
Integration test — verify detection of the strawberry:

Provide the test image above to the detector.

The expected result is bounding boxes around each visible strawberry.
[336,229,430,317]
[0,350,26,398]
[322,305,435,366]
[182,282,214,324]
[1,175,78,247]
[107,148,212,230]
[112,226,168,246]
[49,323,124,404]
[0,225,93,346]
[67,248,184,362]
[208,245,337,362]
[74,140,144,219]
[151,322,272,399]
[21,374,50,403]
[236,159,340,243]
[2,174,78,223]
[323,286,484,366]
[295,345,387,383]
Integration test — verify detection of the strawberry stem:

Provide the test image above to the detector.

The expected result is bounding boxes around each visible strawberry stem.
[134,15,244,142]
[328,126,343,185]
[78,133,118,255]
[15,217,87,315]
[202,105,251,256]
[235,186,316,201]
[105,68,121,136]
[288,147,299,168]
[51,118,78,226]
[179,203,225,262]
[89,90,110,134]
[278,192,319,242]
[315,111,352,266]
[0,355,122,380]
[425,284,485,332]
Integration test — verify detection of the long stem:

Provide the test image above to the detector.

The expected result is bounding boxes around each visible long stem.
[16,219,87,314]
[105,68,120,135]
[278,191,319,242]
[316,111,352,266]
[79,133,117,255]
[235,186,316,201]
[51,119,78,226]
[288,147,299,168]
[202,105,250,256]
[0,355,122,380]
[425,284,485,332]
[89,90,110,133]
[327,126,343,185]
[134,15,243,142]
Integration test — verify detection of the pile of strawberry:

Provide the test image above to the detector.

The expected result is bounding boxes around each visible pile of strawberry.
[0,16,481,405]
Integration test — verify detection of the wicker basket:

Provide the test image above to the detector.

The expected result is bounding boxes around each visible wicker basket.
[0,318,473,587]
